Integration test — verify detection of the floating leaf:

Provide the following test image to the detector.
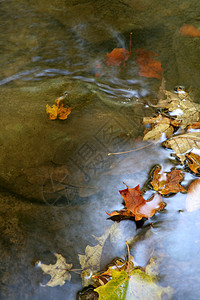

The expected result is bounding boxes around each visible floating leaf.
[95,268,172,300]
[37,253,73,287]
[150,166,186,195]
[107,184,165,221]
[179,24,200,37]
[186,179,200,212]
[163,131,200,164]
[136,49,163,80]
[105,48,130,67]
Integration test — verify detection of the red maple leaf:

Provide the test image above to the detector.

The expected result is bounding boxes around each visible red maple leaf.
[107,183,165,221]
[136,48,163,80]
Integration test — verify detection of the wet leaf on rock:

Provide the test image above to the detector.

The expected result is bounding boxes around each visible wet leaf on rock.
[107,184,165,221]
[37,253,73,287]
[46,95,74,120]
[150,166,186,195]
[186,179,200,212]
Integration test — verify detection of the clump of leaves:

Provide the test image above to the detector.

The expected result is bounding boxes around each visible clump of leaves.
[46,93,74,120]
[107,183,165,221]
[150,166,186,195]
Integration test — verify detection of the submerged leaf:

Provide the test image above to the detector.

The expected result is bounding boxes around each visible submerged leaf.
[105,48,130,67]
[136,49,163,80]
[38,253,73,287]
[179,24,200,37]
[186,179,200,212]
[150,166,186,195]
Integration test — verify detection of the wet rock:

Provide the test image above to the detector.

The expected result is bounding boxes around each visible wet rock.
[0,77,147,202]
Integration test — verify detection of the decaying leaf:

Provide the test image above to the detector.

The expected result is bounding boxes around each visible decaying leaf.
[163,131,200,164]
[94,268,172,300]
[150,166,186,195]
[136,49,163,80]
[143,114,178,141]
[105,48,130,67]
[185,152,200,174]
[46,95,74,120]
[107,184,165,221]
[37,253,73,287]
[179,24,200,37]
[186,179,200,212]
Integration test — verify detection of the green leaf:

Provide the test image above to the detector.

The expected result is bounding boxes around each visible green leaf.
[95,269,173,300]
[94,269,128,300]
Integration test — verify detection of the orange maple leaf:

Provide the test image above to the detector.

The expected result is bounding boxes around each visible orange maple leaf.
[105,48,130,67]
[150,166,186,195]
[107,184,165,221]
[136,48,163,80]
[179,24,200,37]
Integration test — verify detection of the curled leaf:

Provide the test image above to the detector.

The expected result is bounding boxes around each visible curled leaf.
[185,152,200,174]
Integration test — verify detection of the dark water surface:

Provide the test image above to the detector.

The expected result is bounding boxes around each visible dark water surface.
[0,0,200,299]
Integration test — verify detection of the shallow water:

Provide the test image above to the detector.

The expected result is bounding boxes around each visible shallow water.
[0,0,200,299]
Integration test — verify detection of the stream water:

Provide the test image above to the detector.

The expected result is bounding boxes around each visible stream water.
[0,0,200,299]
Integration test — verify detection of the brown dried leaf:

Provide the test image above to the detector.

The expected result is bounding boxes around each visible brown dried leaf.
[163,131,200,164]
[185,152,200,174]
[150,166,186,195]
